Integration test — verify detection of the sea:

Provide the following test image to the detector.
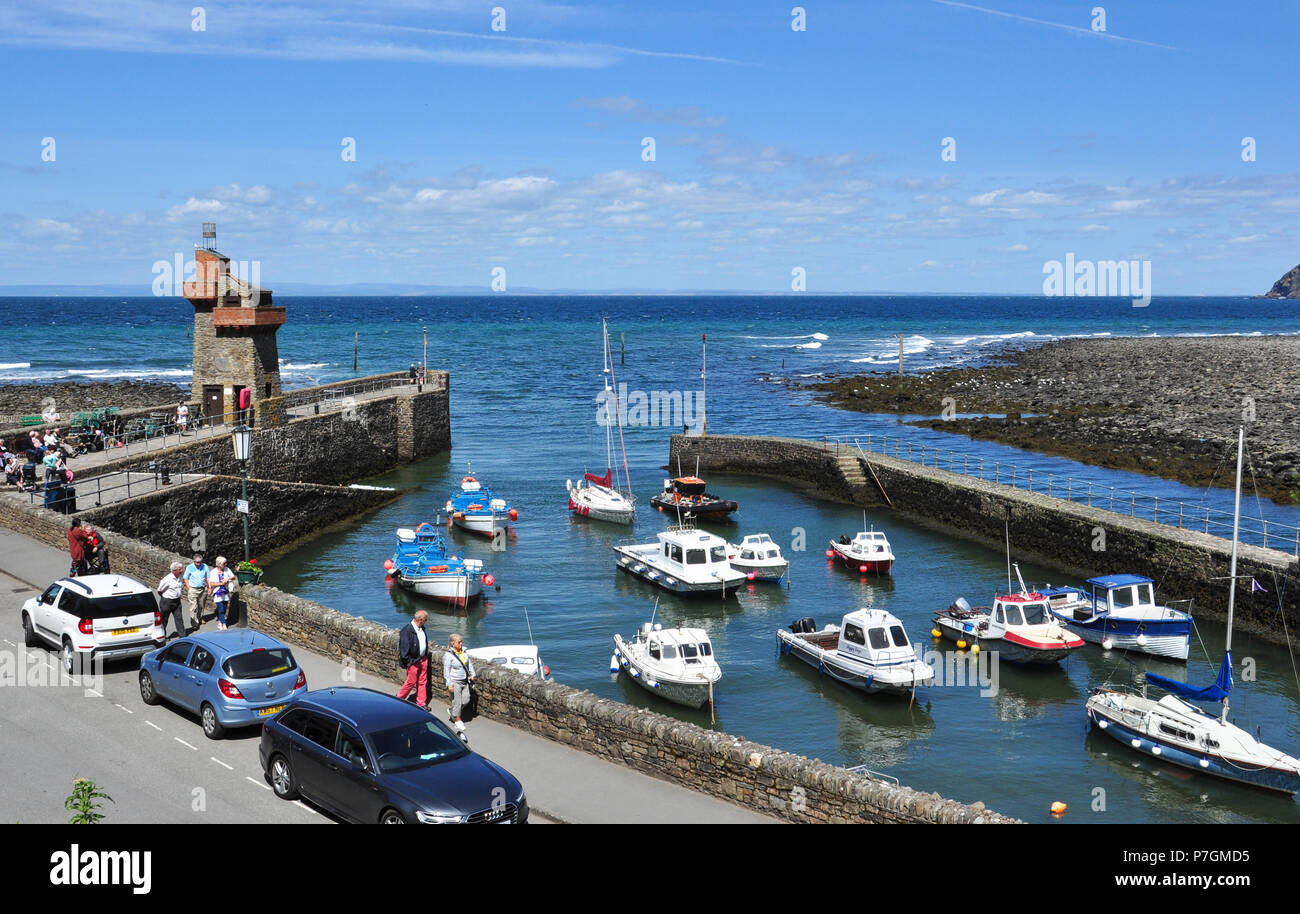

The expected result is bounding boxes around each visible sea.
[7,294,1300,823]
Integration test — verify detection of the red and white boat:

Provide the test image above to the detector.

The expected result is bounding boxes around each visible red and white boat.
[933,566,1084,666]
[827,529,895,575]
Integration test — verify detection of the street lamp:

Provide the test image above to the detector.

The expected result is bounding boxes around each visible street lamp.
[232,423,253,563]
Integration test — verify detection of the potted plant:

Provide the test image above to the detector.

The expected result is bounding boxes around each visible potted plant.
[235,559,263,585]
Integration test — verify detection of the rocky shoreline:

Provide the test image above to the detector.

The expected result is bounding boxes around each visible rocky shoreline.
[0,381,186,424]
[804,335,1300,504]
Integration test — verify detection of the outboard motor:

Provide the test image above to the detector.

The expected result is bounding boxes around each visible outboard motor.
[790,617,816,634]
[949,597,972,618]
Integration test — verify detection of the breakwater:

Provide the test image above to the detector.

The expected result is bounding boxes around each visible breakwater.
[669,434,1300,645]
[0,490,1015,824]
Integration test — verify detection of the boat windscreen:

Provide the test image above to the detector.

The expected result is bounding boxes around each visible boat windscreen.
[1022,602,1047,625]
[868,627,889,649]
[889,625,910,648]
[710,545,727,563]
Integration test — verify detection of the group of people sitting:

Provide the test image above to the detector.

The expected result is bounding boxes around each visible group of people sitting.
[2,429,78,493]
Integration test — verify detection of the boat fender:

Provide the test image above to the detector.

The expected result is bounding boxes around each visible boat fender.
[610,655,620,673]
[1101,638,1114,651]
[483,573,495,587]
[1097,720,1108,730]
[631,669,640,678]
[1199,758,1209,768]
[384,559,395,571]
[1130,738,1142,748]
[859,564,868,574]
[970,644,980,655]
[509,508,518,520]
[931,628,942,639]
[648,681,658,688]
[956,640,967,650]
[445,500,453,513]
[1151,746,1162,756]
[1050,801,1067,817]
[825,549,834,558]
[747,572,756,581]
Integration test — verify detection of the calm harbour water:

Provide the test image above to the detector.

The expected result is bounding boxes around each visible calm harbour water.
[11,294,1300,822]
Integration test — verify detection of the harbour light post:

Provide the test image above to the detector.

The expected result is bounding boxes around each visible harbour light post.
[232,423,253,563]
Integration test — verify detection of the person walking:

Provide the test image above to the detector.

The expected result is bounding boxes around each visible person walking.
[443,633,476,743]
[183,553,209,631]
[208,556,235,631]
[176,401,189,436]
[396,611,430,709]
[66,518,91,576]
[157,563,186,639]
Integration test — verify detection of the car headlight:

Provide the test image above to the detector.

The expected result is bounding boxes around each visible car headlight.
[416,810,463,825]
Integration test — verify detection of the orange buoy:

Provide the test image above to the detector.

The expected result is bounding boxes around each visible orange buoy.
[825,549,834,558]
[509,508,518,520]
[383,559,395,571]
[1050,801,1067,817]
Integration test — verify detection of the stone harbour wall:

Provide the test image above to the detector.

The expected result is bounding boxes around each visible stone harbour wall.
[81,475,404,565]
[669,434,1300,644]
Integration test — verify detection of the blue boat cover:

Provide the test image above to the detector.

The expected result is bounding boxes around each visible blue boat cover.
[1146,651,1232,702]
[1087,573,1154,589]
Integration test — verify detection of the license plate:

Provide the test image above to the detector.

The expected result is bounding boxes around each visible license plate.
[110,626,140,636]
[257,704,285,717]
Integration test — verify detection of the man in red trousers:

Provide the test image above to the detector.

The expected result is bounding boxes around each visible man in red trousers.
[397,610,430,709]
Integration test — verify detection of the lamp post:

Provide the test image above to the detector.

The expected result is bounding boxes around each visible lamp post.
[232,423,253,563]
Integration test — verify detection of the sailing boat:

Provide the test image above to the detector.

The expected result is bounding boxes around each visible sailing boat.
[567,318,636,525]
[1085,427,1300,794]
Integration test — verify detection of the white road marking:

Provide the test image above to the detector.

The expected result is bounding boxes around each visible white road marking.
[113,703,133,714]
[175,737,198,751]
[247,776,271,791]
[84,688,102,697]
[2,639,13,646]
[146,721,162,731]
[292,800,319,816]
[210,757,233,771]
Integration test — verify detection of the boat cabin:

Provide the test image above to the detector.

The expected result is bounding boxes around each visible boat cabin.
[656,526,730,571]
[991,592,1051,628]
[460,475,481,492]
[736,534,780,561]
[840,531,891,555]
[1087,574,1156,614]
[665,476,707,496]
[395,523,444,559]
[835,609,916,663]
[640,623,715,666]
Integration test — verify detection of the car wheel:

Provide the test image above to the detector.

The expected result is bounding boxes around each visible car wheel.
[200,703,225,740]
[379,808,407,825]
[22,613,38,648]
[60,639,76,676]
[139,671,160,705]
[269,754,298,800]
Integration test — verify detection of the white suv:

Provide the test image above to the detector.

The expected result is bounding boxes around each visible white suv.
[22,575,165,675]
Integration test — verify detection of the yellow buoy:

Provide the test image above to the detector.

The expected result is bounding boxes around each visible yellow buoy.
[1050,801,1067,817]
[971,643,980,654]
[956,639,968,650]
[931,628,942,639]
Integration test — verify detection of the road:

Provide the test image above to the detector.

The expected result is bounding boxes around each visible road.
[0,529,776,824]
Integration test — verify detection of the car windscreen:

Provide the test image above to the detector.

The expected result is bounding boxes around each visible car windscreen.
[369,720,468,773]
[224,648,296,679]
[84,592,157,619]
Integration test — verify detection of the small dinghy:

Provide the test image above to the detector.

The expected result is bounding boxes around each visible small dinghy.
[727,533,789,582]
[933,565,1083,666]
[445,467,517,538]
[613,520,747,597]
[1040,574,1192,661]
[827,529,895,575]
[611,621,720,708]
[385,523,490,608]
[777,611,934,696]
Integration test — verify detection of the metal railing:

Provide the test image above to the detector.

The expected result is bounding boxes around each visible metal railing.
[16,455,216,508]
[816,433,1300,557]
[285,375,422,416]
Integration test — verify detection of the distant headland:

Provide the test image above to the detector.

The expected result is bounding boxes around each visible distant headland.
[1259,264,1300,299]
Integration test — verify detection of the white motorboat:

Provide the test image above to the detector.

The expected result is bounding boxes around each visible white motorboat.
[777,610,934,696]
[1085,428,1300,795]
[933,565,1085,666]
[467,644,549,681]
[611,622,720,708]
[727,533,789,582]
[446,469,517,538]
[613,522,747,597]
[828,529,895,574]
[568,317,636,525]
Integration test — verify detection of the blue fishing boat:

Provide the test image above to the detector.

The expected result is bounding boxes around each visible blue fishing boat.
[384,523,491,608]
[1041,574,1192,661]
[1086,428,1300,795]
[444,468,517,538]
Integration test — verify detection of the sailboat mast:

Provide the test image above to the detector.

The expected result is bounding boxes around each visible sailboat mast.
[701,333,707,436]
[605,319,633,497]
[1223,425,1244,721]
[602,318,615,475]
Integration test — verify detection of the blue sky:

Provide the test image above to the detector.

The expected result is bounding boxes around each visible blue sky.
[1,0,1297,293]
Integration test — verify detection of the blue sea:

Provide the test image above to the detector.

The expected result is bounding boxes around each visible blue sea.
[9,294,1300,823]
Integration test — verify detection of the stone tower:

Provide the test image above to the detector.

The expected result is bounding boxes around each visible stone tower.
[182,224,284,426]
